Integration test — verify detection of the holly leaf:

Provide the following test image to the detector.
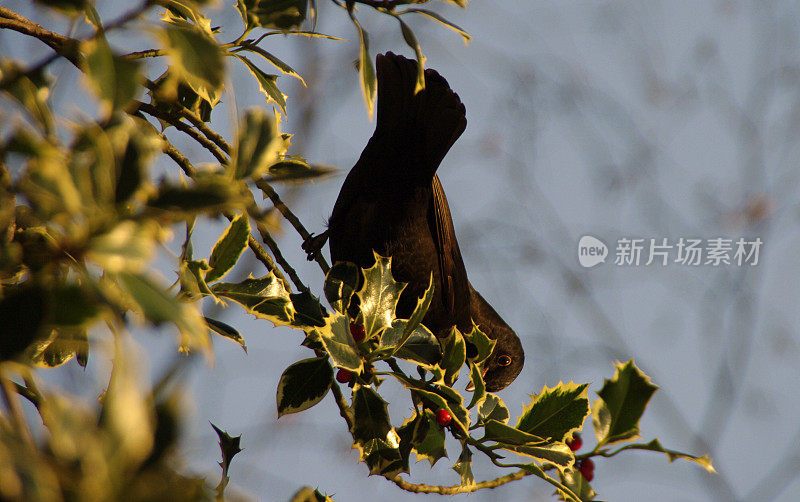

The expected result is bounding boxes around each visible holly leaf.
[351,384,404,475]
[622,438,715,473]
[117,272,210,354]
[82,37,141,116]
[210,422,243,480]
[356,253,404,338]
[462,322,495,365]
[465,361,486,409]
[87,220,160,273]
[204,317,246,353]
[232,54,288,115]
[0,60,54,133]
[517,382,590,442]
[379,320,440,368]
[314,311,362,372]
[358,437,405,477]
[509,442,574,473]
[399,409,447,466]
[478,393,510,425]
[276,356,334,417]
[147,174,248,215]
[324,261,358,315]
[289,291,326,328]
[381,274,432,356]
[440,327,466,386]
[28,326,89,368]
[452,442,474,486]
[593,360,658,447]
[206,213,250,283]
[211,273,295,326]
[158,23,223,105]
[409,386,469,431]
[179,259,215,298]
[483,419,546,446]
[229,108,288,179]
[559,466,597,501]
[400,9,471,45]
[233,44,306,86]
[236,0,307,30]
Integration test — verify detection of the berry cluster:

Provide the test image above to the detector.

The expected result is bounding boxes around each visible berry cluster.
[334,324,368,385]
[567,433,595,482]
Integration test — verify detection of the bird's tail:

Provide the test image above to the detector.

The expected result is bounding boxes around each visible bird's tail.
[374,52,467,180]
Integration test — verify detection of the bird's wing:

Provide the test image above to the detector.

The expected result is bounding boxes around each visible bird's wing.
[431,174,470,322]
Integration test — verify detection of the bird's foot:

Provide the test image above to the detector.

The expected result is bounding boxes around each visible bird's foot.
[302,230,329,261]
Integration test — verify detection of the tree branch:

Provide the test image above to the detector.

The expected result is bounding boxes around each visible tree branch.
[389,469,531,495]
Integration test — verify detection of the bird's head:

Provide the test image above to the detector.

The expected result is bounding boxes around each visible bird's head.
[481,327,524,392]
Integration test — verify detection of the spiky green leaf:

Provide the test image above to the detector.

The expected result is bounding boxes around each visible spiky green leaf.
[276,356,334,416]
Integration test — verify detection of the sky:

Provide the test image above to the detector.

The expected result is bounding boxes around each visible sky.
[3,1,800,501]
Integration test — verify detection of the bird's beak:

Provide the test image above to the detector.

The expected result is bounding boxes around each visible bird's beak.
[465,364,489,391]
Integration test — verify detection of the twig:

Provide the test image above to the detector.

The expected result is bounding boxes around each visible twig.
[124,48,165,60]
[178,107,232,154]
[0,368,34,446]
[247,203,310,293]
[256,180,330,273]
[136,101,229,164]
[135,112,197,176]
[0,10,81,66]
[389,469,530,495]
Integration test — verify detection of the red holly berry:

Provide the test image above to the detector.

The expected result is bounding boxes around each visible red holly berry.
[336,368,353,384]
[567,433,583,451]
[577,458,595,482]
[435,409,452,426]
[350,323,366,343]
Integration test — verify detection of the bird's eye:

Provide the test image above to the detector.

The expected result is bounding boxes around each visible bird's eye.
[497,355,512,367]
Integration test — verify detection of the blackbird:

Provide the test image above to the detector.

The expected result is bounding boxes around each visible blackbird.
[308,52,524,391]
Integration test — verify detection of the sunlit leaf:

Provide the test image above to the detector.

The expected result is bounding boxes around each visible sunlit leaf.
[0,60,54,133]
[229,108,289,179]
[204,317,246,352]
[212,273,296,326]
[233,44,306,86]
[517,382,590,443]
[158,24,224,105]
[462,322,494,365]
[82,37,141,116]
[483,419,546,446]
[477,393,510,425]
[313,311,362,372]
[440,327,465,386]
[87,220,161,273]
[451,442,474,486]
[236,0,308,30]
[118,272,210,353]
[592,360,658,447]
[620,438,715,473]
[357,253,404,338]
[324,261,358,315]
[400,9,471,45]
[351,17,376,118]
[397,18,425,93]
[465,361,485,409]
[276,356,333,416]
[232,54,288,115]
[206,213,250,283]
[28,326,89,368]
